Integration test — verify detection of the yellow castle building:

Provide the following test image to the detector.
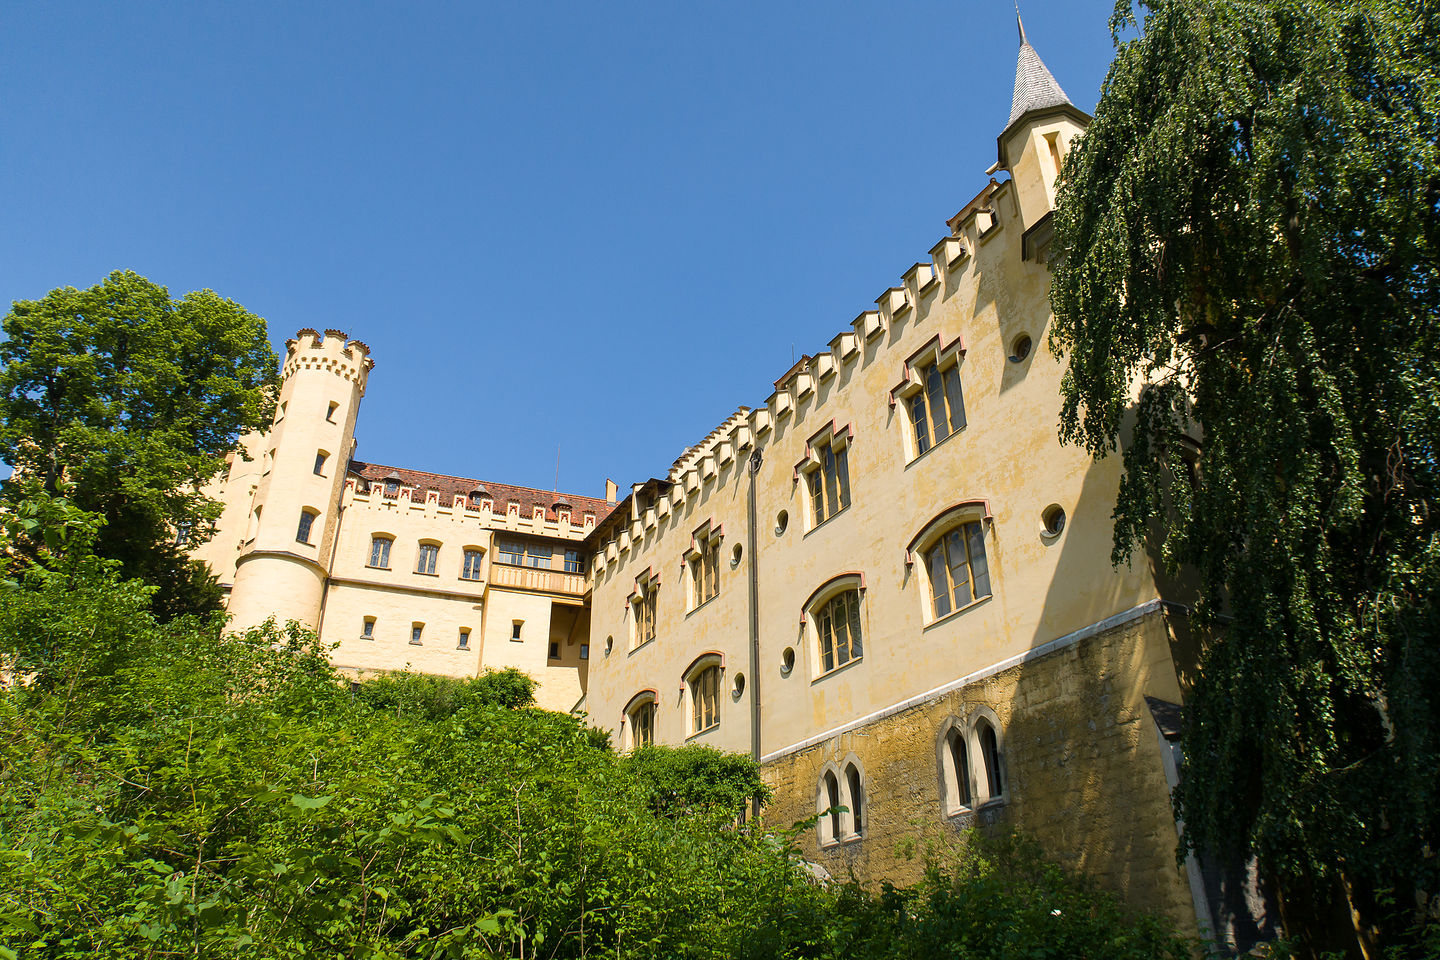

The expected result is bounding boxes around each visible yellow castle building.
[196,27,1248,946]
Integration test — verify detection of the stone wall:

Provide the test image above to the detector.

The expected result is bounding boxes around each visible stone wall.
[760,606,1196,933]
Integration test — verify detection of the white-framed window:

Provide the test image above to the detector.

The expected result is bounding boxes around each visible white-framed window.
[631,574,659,649]
[497,540,524,565]
[564,548,584,573]
[368,536,393,569]
[625,692,658,751]
[816,756,866,846]
[686,527,721,610]
[925,521,990,618]
[415,542,440,575]
[907,503,994,623]
[803,438,851,528]
[804,576,865,676]
[524,544,552,569]
[461,548,484,580]
[295,509,318,544]
[685,655,722,735]
[907,359,966,456]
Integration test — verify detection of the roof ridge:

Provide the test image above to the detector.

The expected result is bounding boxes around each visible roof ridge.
[351,460,610,505]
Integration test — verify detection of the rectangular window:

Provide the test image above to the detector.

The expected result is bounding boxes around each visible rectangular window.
[497,540,524,565]
[313,452,327,476]
[524,544,552,569]
[361,616,375,639]
[580,643,589,660]
[926,520,992,618]
[511,620,523,641]
[296,510,316,544]
[807,442,852,526]
[817,590,863,673]
[461,549,484,580]
[326,402,338,422]
[410,623,424,645]
[564,548,584,573]
[368,537,392,569]
[548,642,560,660]
[691,665,720,733]
[416,543,439,575]
[458,628,470,650]
[635,581,658,645]
[688,536,721,609]
[909,361,967,455]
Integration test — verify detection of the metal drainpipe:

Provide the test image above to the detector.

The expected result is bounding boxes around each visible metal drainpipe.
[746,447,764,821]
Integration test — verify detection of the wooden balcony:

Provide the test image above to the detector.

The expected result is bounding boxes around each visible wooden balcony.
[489,562,586,597]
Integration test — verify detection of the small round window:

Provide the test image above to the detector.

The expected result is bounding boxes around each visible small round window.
[775,510,789,536]
[731,543,744,567]
[1009,334,1033,363]
[1041,504,1066,538]
[605,635,615,655]
[781,647,796,675]
[733,672,746,698]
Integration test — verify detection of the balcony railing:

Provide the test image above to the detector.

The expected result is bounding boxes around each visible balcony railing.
[489,563,586,597]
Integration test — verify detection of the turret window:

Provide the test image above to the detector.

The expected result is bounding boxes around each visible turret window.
[368,536,393,569]
[314,450,329,476]
[295,509,318,544]
[416,542,440,575]
[326,402,338,423]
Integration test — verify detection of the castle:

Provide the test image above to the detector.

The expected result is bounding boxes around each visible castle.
[194,26,1240,946]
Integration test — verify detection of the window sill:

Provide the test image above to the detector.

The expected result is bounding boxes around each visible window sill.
[459,575,483,583]
[803,504,851,538]
[922,593,993,632]
[819,833,863,850]
[686,722,719,742]
[408,640,423,646]
[811,655,864,685]
[628,637,657,656]
[366,564,391,571]
[685,594,720,618]
[904,424,966,469]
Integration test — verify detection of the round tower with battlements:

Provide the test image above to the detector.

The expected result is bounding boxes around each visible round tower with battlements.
[227,329,373,633]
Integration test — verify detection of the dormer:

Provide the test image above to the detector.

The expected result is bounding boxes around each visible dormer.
[994,15,1091,233]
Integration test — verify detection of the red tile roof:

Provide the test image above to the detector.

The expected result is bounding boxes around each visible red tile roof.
[349,460,618,524]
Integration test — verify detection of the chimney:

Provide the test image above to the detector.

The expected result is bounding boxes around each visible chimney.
[605,478,618,503]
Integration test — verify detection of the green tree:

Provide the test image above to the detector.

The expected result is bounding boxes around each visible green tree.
[1049,0,1440,952]
[0,270,278,618]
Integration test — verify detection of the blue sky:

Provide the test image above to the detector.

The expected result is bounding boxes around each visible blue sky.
[2,1,1120,498]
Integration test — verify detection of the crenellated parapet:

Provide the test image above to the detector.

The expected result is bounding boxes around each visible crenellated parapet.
[588,164,1043,581]
[281,328,374,393]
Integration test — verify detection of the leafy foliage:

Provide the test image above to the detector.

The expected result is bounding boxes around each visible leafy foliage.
[620,744,771,819]
[0,270,278,618]
[0,489,1194,959]
[1049,0,1440,950]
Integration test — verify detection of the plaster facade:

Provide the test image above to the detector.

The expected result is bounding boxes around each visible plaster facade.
[194,31,1210,939]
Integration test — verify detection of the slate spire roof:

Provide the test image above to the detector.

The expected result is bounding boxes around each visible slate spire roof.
[1007,10,1073,128]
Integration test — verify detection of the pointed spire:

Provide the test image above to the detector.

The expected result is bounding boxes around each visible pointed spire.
[1006,13,1073,128]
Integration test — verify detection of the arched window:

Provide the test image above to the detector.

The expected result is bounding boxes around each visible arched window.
[821,771,842,845]
[938,723,972,816]
[978,718,1005,800]
[415,541,440,575]
[803,574,866,677]
[846,763,864,837]
[907,502,994,622]
[683,653,724,736]
[623,691,658,751]
[368,535,393,569]
[816,756,866,847]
